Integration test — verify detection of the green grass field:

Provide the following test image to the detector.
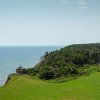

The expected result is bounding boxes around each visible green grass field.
[0,72,100,100]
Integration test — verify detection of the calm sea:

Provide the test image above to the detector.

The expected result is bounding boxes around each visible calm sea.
[0,46,62,86]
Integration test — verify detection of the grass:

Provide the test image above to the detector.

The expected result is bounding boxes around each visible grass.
[0,72,100,100]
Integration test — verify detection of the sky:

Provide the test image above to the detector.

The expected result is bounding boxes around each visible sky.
[0,0,100,46]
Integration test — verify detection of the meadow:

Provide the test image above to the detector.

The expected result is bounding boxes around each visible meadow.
[0,72,100,100]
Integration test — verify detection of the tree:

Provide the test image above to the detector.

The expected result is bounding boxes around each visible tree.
[39,66,55,80]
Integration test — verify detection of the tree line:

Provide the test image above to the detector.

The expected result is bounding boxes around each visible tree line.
[16,43,100,80]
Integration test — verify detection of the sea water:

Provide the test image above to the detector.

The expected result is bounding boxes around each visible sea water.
[0,46,61,86]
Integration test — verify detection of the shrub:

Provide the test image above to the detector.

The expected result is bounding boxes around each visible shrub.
[39,66,55,80]
[16,66,27,74]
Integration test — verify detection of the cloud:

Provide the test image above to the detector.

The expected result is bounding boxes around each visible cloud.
[80,16,100,20]
[77,0,87,6]
[56,0,68,5]
[77,0,88,9]
[60,1,68,5]
[79,6,88,9]
[56,0,88,9]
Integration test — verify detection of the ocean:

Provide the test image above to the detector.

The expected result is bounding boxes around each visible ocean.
[0,46,62,86]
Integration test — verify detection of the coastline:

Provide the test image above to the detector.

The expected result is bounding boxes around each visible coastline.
[0,46,62,86]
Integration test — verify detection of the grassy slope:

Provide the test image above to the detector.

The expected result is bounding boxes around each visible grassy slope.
[0,73,100,100]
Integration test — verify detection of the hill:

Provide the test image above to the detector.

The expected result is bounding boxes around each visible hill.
[16,43,100,79]
[0,72,100,100]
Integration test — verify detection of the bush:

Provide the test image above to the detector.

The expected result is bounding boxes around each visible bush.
[26,68,36,76]
[16,66,27,74]
[39,66,55,80]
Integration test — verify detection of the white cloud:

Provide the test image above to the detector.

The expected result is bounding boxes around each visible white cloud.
[79,6,88,9]
[77,0,87,6]
[80,16,100,20]
[56,0,89,9]
[60,1,68,5]
[56,0,68,5]
[77,0,88,9]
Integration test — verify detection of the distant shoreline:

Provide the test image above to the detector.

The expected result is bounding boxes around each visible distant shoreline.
[0,46,62,86]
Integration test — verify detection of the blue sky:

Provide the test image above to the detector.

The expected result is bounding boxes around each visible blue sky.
[0,0,100,46]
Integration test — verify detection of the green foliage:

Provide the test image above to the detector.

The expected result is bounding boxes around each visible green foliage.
[26,68,36,76]
[16,66,27,74]
[34,43,100,79]
[16,43,100,80]
[16,67,36,76]
[39,66,55,80]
